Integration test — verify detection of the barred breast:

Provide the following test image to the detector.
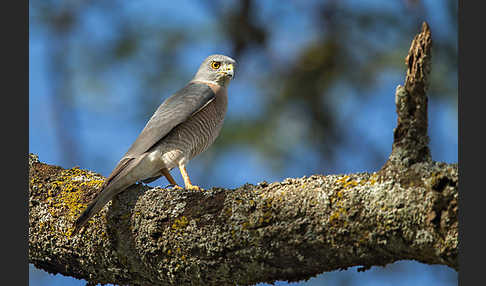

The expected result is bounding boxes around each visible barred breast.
[157,87,228,170]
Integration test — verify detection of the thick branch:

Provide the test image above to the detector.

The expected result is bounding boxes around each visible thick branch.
[29,153,457,285]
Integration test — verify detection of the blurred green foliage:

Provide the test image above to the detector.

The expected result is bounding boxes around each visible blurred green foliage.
[29,0,457,172]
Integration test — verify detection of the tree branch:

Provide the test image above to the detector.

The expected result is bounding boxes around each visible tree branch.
[385,22,432,169]
[29,22,458,286]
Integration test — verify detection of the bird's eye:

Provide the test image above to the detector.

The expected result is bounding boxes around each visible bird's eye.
[211,61,221,69]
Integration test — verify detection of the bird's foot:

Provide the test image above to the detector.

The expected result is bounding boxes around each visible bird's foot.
[171,184,184,190]
[167,182,202,191]
[185,184,202,191]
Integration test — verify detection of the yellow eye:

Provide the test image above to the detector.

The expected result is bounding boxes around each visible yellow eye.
[211,61,221,69]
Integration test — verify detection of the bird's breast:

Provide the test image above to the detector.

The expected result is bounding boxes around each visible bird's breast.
[187,89,228,156]
[159,88,228,166]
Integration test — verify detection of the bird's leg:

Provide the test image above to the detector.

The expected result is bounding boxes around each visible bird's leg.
[178,164,201,191]
[161,168,183,190]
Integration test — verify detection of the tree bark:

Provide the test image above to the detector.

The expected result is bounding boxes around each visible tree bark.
[29,22,458,286]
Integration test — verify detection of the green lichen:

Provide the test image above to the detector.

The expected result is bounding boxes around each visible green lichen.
[29,154,459,284]
[32,165,105,237]
[50,168,103,219]
[171,216,189,231]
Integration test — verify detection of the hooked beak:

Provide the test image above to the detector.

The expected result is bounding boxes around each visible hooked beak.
[220,63,234,79]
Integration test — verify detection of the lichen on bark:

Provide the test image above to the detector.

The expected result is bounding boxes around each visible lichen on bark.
[29,153,458,285]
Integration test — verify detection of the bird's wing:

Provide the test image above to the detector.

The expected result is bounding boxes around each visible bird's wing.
[101,157,134,188]
[101,82,215,187]
[124,82,215,157]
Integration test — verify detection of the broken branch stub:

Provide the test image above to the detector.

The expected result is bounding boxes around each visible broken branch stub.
[386,22,433,168]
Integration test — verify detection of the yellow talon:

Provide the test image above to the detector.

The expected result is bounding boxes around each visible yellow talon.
[178,164,203,191]
[185,184,202,191]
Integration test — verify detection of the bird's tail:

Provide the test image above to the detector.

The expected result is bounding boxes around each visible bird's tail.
[71,190,113,236]
[71,200,97,236]
[71,157,139,236]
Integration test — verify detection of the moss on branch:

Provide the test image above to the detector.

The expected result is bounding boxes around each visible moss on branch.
[29,154,457,286]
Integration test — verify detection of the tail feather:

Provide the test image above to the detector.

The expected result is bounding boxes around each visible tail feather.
[72,189,113,236]
[72,182,132,236]
[72,199,98,236]
[71,156,141,236]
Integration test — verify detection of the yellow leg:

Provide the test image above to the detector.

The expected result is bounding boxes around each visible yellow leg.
[161,168,183,189]
[179,164,201,191]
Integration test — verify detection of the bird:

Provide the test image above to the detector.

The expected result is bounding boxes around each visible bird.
[72,54,236,236]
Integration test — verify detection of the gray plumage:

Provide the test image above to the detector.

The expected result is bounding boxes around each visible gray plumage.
[73,54,236,235]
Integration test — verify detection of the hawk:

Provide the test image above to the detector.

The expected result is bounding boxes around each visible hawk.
[73,54,236,235]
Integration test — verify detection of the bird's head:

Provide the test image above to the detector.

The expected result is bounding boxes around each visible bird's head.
[192,54,236,87]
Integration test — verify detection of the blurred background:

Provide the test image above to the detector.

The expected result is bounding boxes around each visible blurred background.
[29,0,457,285]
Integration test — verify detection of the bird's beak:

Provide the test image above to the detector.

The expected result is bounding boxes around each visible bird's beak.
[221,63,234,79]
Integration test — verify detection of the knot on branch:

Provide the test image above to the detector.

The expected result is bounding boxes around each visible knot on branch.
[384,22,432,169]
